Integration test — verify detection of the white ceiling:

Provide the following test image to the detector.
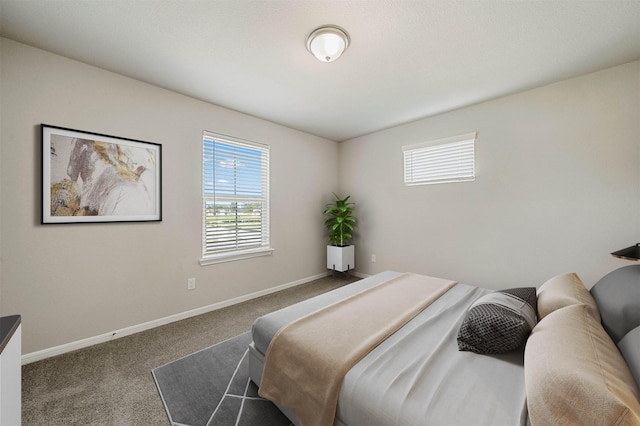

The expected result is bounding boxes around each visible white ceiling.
[1,1,639,142]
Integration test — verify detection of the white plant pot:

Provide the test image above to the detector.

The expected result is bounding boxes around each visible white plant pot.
[327,245,355,272]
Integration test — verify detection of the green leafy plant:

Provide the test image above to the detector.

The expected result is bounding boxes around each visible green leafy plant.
[323,193,357,247]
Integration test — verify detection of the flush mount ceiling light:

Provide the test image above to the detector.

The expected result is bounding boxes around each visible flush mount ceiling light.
[306,25,350,63]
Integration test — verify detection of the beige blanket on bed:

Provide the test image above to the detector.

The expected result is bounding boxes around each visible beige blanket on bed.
[258,272,457,426]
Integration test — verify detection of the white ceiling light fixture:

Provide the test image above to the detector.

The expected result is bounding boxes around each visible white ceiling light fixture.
[306,25,350,63]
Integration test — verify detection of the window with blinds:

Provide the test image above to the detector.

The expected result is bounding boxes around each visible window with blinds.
[403,132,476,185]
[201,132,271,264]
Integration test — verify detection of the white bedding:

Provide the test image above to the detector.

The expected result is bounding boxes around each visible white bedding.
[337,283,528,425]
[250,272,529,425]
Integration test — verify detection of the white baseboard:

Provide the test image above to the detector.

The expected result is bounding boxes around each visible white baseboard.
[22,271,331,365]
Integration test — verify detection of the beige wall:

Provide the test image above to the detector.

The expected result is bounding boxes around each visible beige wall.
[340,61,640,289]
[0,39,339,355]
[2,36,639,357]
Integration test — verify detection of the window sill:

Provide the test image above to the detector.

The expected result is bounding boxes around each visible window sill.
[200,247,274,266]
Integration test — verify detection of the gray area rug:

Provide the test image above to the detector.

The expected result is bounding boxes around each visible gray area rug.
[152,332,292,426]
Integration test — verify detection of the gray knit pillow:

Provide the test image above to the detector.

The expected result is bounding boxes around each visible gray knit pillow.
[457,288,538,354]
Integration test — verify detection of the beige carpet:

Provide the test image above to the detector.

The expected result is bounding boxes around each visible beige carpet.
[22,274,359,425]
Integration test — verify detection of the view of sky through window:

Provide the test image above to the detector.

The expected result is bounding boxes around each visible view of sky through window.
[203,138,263,196]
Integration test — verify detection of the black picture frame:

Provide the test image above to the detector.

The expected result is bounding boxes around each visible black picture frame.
[42,124,162,224]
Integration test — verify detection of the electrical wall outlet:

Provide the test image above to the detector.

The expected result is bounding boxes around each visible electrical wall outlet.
[187,278,196,290]
[371,254,377,263]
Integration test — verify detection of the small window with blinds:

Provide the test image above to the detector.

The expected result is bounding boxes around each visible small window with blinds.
[201,132,272,265]
[403,132,476,185]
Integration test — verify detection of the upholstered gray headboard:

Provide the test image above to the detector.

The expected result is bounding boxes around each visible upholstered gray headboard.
[590,265,640,344]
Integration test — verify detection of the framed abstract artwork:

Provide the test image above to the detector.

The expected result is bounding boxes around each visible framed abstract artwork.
[42,124,162,224]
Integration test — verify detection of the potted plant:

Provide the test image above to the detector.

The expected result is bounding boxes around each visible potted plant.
[323,193,357,274]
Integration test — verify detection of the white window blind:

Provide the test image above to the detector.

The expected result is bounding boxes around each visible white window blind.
[202,132,271,263]
[403,132,476,185]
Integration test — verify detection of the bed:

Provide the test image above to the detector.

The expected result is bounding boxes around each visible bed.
[248,268,640,426]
